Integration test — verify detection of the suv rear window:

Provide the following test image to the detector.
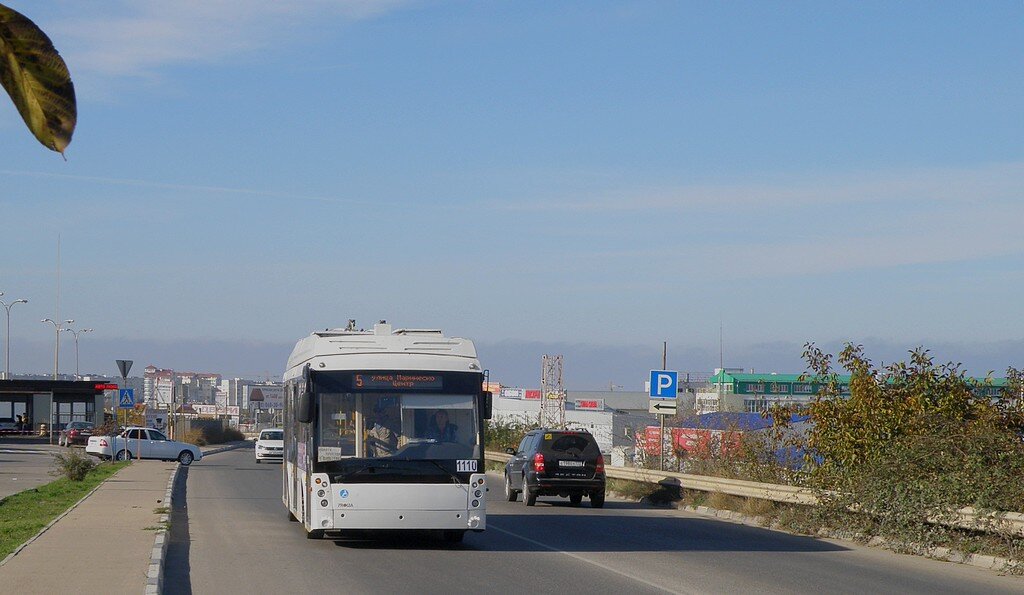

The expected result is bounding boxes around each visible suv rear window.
[542,432,599,456]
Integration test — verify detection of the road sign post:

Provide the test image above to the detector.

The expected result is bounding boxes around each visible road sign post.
[649,370,679,471]
[648,400,677,415]
[116,360,133,459]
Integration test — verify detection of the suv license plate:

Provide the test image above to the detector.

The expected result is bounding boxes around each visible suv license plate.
[559,460,584,468]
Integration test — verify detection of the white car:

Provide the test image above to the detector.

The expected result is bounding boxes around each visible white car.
[255,428,284,463]
[86,426,203,466]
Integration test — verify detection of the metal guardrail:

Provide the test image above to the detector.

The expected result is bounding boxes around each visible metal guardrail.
[484,451,1024,536]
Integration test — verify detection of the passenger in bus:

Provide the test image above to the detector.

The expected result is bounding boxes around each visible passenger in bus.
[426,409,458,442]
[366,402,399,457]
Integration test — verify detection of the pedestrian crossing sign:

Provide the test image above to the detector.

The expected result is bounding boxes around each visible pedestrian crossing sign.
[119,388,135,409]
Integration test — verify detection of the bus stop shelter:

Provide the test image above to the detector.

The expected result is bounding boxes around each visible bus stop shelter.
[0,379,109,436]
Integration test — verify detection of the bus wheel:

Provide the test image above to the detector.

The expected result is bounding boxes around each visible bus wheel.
[443,530,465,543]
[306,529,325,540]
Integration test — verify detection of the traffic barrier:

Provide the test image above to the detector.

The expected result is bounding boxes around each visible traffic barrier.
[484,451,1024,536]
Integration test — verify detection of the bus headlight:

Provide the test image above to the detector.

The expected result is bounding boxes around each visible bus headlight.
[471,500,479,507]
[320,499,329,507]
[474,490,482,498]
[317,489,326,498]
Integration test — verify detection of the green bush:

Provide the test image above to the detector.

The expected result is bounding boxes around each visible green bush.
[51,449,97,481]
[90,420,120,437]
[222,427,245,442]
[181,428,206,446]
[674,430,793,484]
[484,417,538,452]
[769,343,1024,559]
[182,423,246,445]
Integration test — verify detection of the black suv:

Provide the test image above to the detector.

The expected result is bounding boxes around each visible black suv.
[503,428,606,507]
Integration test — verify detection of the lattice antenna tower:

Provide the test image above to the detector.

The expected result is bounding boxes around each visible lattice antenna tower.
[540,354,565,428]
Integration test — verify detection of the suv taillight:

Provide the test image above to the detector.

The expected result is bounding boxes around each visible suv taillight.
[533,452,545,473]
[596,454,605,474]
[69,430,78,437]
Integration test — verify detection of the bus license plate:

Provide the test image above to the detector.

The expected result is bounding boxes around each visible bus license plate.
[456,459,478,472]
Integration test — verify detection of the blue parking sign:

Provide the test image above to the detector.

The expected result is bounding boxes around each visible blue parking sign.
[649,370,678,399]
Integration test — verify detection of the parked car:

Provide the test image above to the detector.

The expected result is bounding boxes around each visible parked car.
[503,428,606,507]
[254,428,284,463]
[59,421,95,446]
[86,426,202,465]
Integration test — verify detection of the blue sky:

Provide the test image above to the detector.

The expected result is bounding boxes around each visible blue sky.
[1,1,1022,387]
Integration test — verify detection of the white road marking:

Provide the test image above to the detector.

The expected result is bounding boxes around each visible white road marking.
[489,524,694,595]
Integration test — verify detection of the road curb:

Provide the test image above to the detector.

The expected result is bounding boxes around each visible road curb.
[200,441,249,456]
[144,441,247,594]
[145,463,178,595]
[0,466,120,568]
[676,503,1022,573]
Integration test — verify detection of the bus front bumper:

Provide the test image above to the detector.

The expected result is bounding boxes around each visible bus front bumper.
[309,473,487,532]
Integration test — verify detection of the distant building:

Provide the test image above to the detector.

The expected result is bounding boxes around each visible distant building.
[492,388,659,464]
[698,370,1008,414]
[144,365,222,408]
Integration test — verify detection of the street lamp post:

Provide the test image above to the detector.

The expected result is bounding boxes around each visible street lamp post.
[0,293,29,380]
[64,327,93,379]
[41,318,73,380]
[42,317,73,445]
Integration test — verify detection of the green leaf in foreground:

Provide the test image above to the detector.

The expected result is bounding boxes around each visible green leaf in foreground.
[0,2,76,154]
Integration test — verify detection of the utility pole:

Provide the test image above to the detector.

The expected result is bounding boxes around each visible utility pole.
[660,341,667,471]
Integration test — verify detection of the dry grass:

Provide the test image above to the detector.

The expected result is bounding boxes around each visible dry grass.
[706,491,744,511]
[606,478,660,500]
[741,496,777,517]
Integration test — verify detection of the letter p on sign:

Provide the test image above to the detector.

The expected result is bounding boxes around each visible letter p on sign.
[649,370,678,398]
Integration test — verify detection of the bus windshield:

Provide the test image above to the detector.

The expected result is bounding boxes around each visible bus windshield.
[317,392,479,463]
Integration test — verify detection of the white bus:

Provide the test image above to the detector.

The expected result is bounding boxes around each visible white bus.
[282,322,492,542]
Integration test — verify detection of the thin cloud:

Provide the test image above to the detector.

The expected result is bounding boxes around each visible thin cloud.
[0,169,376,206]
[47,1,412,79]
[545,200,1024,278]
[493,161,1024,213]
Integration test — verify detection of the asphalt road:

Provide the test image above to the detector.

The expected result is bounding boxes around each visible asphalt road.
[0,440,66,499]
[166,448,1024,594]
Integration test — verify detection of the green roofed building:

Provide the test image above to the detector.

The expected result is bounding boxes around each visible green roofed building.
[697,370,1008,414]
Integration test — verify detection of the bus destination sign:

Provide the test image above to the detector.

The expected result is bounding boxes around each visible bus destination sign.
[354,373,443,390]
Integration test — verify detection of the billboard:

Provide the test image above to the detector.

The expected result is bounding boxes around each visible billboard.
[248,384,284,409]
[524,389,542,400]
[500,388,525,399]
[193,405,241,417]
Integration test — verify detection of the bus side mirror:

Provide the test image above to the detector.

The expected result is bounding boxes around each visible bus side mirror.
[482,391,492,420]
[297,365,315,424]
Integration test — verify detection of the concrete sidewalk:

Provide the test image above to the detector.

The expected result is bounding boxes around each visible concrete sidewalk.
[0,442,248,594]
[0,459,176,594]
